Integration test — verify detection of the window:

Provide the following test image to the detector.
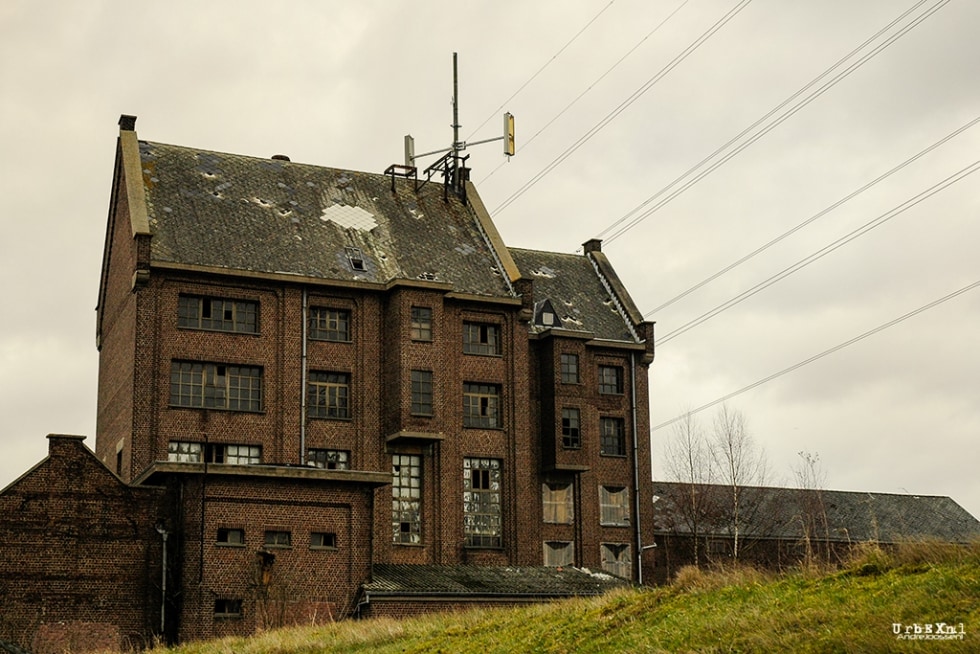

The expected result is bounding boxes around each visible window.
[178,295,258,334]
[542,482,574,524]
[207,444,261,465]
[561,408,581,449]
[263,530,292,548]
[214,599,243,618]
[392,454,422,544]
[411,370,434,416]
[463,458,502,548]
[600,417,626,456]
[307,449,349,470]
[598,366,624,395]
[560,354,579,384]
[463,383,501,428]
[308,307,350,342]
[601,543,632,578]
[599,486,630,526]
[411,307,432,341]
[168,441,202,462]
[216,528,244,546]
[543,541,575,567]
[169,362,263,412]
[310,532,337,550]
[345,246,366,271]
[308,371,350,419]
[463,322,501,355]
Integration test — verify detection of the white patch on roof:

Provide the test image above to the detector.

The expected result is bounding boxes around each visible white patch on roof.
[320,203,378,231]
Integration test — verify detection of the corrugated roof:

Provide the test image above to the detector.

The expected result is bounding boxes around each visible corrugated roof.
[137,141,513,297]
[651,481,980,543]
[510,248,638,342]
[363,564,628,598]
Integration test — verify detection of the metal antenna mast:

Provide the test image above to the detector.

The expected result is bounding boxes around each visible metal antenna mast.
[390,53,515,202]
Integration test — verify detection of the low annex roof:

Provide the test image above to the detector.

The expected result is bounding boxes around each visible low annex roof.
[651,481,980,544]
[362,564,628,599]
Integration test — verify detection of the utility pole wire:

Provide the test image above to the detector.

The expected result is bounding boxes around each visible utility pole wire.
[600,0,948,247]
[467,1,617,141]
[644,113,980,317]
[655,158,980,345]
[477,0,691,185]
[650,277,980,432]
[491,0,753,215]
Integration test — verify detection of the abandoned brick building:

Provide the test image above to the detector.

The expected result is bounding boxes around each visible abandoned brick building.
[0,115,655,648]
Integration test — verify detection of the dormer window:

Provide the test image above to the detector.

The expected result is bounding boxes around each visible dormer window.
[345,246,366,271]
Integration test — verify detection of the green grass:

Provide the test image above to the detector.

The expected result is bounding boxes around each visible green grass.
[147,542,980,654]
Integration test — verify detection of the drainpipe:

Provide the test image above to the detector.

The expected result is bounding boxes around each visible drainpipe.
[300,287,309,464]
[630,351,643,585]
[155,524,169,635]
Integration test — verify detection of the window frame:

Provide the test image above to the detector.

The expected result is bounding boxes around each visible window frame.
[462,322,501,356]
[600,543,632,579]
[307,371,351,420]
[169,361,263,412]
[561,407,581,449]
[543,541,575,567]
[598,365,624,395]
[560,353,579,384]
[310,532,338,550]
[542,481,574,524]
[216,528,245,547]
[263,530,292,549]
[463,457,502,548]
[599,485,630,526]
[213,598,243,619]
[308,306,351,342]
[410,370,434,416]
[168,441,202,463]
[463,383,502,429]
[206,443,261,465]
[307,448,350,470]
[178,295,258,334]
[392,454,422,544]
[599,417,627,457]
[411,306,433,341]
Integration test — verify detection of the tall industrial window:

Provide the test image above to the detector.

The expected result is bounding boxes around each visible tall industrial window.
[411,306,432,341]
[543,541,575,567]
[463,383,501,428]
[411,370,434,416]
[560,353,579,384]
[601,543,632,578]
[542,482,574,524]
[463,322,500,355]
[599,486,630,526]
[178,295,258,334]
[600,417,626,456]
[598,365,624,395]
[561,408,581,449]
[307,371,350,419]
[170,362,263,412]
[308,307,350,342]
[307,448,349,470]
[463,457,502,548]
[392,454,422,544]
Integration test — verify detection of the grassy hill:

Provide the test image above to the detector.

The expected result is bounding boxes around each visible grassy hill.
[153,542,979,653]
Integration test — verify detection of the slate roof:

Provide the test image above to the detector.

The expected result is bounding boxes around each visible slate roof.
[510,248,640,342]
[651,481,980,544]
[136,140,513,297]
[362,564,628,598]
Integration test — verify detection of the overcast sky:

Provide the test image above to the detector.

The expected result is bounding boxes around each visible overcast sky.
[2,1,978,521]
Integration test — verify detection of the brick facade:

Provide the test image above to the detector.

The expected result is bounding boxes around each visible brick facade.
[0,116,657,647]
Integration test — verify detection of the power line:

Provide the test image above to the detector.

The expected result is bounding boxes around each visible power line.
[650,277,980,432]
[598,0,948,247]
[644,113,980,317]
[491,0,753,215]
[468,1,618,140]
[654,158,980,345]
[477,0,692,185]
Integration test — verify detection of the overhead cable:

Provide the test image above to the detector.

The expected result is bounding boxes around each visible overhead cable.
[650,277,980,432]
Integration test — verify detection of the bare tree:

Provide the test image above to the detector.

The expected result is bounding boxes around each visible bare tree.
[793,450,831,566]
[710,405,769,560]
[663,411,715,566]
